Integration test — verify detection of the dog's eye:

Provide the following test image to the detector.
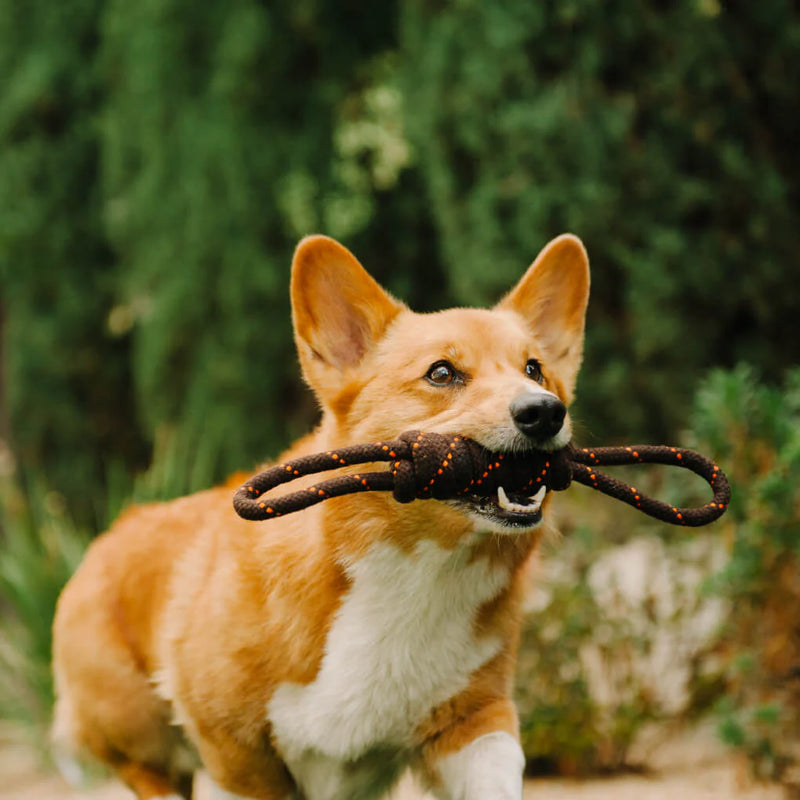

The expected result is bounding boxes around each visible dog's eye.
[525,359,544,384]
[426,361,458,386]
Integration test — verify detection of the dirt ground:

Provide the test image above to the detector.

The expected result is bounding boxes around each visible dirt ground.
[0,724,785,800]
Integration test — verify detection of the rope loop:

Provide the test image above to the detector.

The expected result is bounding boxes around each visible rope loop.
[568,444,731,526]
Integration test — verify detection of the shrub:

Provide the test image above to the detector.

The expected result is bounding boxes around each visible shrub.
[516,510,728,774]
[0,445,88,733]
[690,365,800,790]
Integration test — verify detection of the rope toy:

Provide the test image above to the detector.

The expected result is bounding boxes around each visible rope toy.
[233,431,730,528]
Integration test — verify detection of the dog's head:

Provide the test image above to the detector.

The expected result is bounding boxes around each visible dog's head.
[291,235,590,533]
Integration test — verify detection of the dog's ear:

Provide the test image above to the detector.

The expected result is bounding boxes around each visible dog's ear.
[291,235,405,398]
[497,234,590,401]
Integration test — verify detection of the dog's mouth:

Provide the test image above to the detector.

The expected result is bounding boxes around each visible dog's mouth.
[453,484,547,529]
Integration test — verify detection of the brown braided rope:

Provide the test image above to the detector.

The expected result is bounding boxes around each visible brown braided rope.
[233,431,730,528]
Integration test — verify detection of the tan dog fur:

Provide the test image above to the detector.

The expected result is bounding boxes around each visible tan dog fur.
[52,234,590,800]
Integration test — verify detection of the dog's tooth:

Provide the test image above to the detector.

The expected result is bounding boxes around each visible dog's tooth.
[497,485,512,511]
[529,486,547,505]
[498,485,541,515]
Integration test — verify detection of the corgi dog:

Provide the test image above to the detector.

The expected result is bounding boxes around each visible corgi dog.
[52,233,590,800]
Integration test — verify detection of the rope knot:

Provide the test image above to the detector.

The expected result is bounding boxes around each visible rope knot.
[390,431,572,503]
[392,431,479,503]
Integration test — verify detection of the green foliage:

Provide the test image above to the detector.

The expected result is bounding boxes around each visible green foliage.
[692,364,800,592]
[3,1,799,515]
[516,534,609,774]
[399,0,800,441]
[0,0,446,517]
[0,0,144,524]
[103,2,315,465]
[515,523,721,774]
[99,0,420,487]
[0,460,88,730]
[690,365,800,788]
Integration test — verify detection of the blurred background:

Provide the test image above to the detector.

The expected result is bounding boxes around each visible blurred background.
[0,0,798,794]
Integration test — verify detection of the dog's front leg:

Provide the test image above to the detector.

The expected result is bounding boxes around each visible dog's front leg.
[421,701,525,800]
[435,731,525,800]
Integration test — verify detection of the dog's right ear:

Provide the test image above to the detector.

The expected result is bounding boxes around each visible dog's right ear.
[291,236,405,398]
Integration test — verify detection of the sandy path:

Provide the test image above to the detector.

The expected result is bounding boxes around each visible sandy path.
[0,730,783,800]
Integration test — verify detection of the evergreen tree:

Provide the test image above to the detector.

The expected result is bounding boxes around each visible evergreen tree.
[0,0,143,520]
[100,0,415,481]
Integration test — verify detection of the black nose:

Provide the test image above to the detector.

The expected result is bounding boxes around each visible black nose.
[510,393,566,441]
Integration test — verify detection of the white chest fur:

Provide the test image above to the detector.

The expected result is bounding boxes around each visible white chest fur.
[267,539,510,766]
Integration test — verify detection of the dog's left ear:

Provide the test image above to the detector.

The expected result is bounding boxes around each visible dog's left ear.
[497,234,590,401]
[291,236,405,400]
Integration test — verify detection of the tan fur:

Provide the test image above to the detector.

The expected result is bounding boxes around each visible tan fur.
[52,234,590,799]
